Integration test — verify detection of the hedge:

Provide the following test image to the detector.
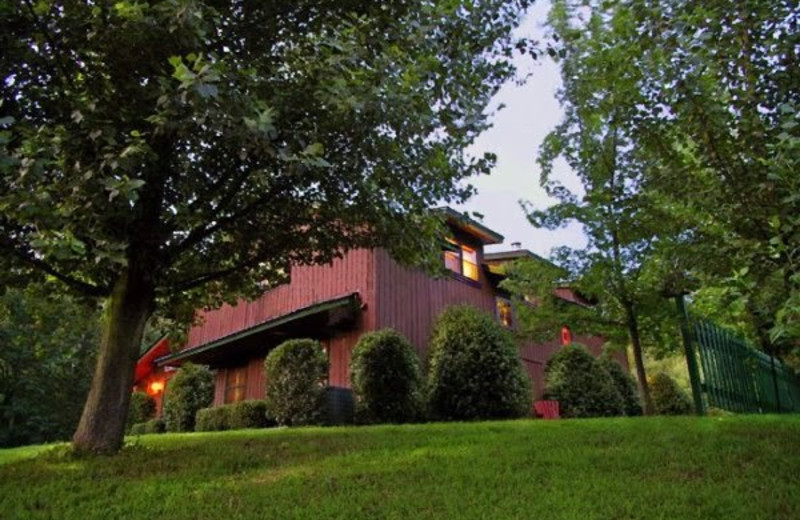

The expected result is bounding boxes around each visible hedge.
[127,391,157,431]
[544,344,625,418]
[349,329,423,424]
[427,305,531,421]
[265,339,328,426]
[650,372,693,415]
[129,418,165,435]
[598,356,643,416]
[163,363,214,432]
[195,400,275,432]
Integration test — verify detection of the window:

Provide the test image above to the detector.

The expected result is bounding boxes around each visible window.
[496,298,514,328]
[225,366,247,403]
[444,240,480,282]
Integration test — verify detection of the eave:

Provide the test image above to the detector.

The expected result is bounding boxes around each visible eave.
[155,292,361,368]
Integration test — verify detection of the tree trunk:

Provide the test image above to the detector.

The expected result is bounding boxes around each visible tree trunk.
[72,268,154,454]
[625,304,654,415]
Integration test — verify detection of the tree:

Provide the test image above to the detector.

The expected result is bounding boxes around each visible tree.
[0,1,532,452]
[533,0,799,361]
[629,0,799,359]
[515,0,699,413]
[0,285,99,447]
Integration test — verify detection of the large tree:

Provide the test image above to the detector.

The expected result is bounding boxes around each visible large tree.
[536,0,799,356]
[0,0,532,453]
[520,0,799,399]
[629,0,799,356]
[514,0,696,414]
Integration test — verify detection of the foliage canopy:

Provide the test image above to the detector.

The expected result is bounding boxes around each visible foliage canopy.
[0,0,533,452]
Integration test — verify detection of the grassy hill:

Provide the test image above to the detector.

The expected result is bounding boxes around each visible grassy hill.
[1,415,798,519]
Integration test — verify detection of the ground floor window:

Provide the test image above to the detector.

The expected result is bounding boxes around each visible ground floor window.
[225,366,247,403]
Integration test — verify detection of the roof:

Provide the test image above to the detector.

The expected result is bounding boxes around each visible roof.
[155,292,361,366]
[483,249,547,263]
[135,337,171,384]
[482,248,552,276]
[437,207,504,245]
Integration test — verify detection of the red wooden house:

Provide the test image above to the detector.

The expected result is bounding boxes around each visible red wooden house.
[135,209,614,412]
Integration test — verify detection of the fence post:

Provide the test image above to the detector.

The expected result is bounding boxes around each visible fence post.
[675,295,705,415]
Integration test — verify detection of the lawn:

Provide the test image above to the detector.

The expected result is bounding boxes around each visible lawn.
[1,415,798,519]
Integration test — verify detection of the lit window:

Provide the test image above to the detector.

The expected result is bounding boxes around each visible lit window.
[496,298,513,328]
[461,246,478,281]
[225,366,247,403]
[443,240,480,282]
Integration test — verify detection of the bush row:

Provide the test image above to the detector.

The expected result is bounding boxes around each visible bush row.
[131,304,689,435]
[195,400,275,432]
[129,418,165,435]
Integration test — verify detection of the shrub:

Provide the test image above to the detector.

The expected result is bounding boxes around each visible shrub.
[544,345,625,418]
[163,363,214,432]
[598,356,643,416]
[229,400,275,429]
[195,405,231,432]
[265,339,328,426]
[349,329,423,424]
[650,372,692,415]
[127,391,156,431]
[427,305,531,421]
[195,400,275,432]
[129,418,165,435]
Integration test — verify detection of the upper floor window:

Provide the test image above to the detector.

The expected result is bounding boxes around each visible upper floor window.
[444,239,479,281]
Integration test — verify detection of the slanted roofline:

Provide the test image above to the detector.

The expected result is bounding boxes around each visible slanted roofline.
[483,249,547,263]
[436,207,504,245]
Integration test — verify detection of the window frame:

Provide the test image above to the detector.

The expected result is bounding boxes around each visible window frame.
[443,238,481,285]
[224,365,248,404]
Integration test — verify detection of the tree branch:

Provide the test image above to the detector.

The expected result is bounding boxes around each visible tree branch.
[166,257,263,293]
[0,236,110,298]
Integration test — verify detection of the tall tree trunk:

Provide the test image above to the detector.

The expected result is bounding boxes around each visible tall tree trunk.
[624,303,654,415]
[72,268,154,454]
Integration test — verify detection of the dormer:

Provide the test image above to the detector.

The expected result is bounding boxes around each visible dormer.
[438,208,503,285]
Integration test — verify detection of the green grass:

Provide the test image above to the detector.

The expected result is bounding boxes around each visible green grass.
[1,416,798,519]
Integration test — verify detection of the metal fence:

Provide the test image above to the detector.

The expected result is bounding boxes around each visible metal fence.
[692,320,800,414]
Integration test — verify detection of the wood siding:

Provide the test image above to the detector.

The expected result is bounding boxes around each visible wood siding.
[373,247,497,359]
[213,356,269,405]
[184,249,377,350]
[518,335,614,400]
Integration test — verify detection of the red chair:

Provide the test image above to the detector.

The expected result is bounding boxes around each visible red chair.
[534,400,560,419]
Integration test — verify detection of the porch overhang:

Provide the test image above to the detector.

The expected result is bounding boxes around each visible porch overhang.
[155,292,362,368]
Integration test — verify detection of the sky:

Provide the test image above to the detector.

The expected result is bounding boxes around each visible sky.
[454,1,586,258]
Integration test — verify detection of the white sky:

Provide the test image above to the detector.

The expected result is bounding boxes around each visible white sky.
[454,1,586,258]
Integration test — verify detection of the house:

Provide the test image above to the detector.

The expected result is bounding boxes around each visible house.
[135,208,617,412]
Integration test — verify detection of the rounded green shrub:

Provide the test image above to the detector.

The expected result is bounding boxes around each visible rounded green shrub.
[127,391,156,431]
[649,372,692,415]
[195,405,231,432]
[265,339,328,426]
[598,356,643,416]
[544,345,625,418]
[163,362,214,432]
[129,418,165,435]
[229,400,275,429]
[195,400,275,432]
[427,305,532,421]
[349,329,423,424]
